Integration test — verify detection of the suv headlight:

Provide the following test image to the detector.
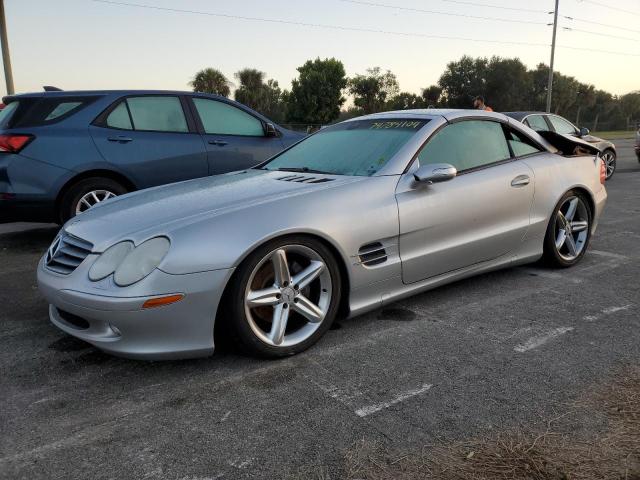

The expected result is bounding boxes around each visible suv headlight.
[88,237,170,286]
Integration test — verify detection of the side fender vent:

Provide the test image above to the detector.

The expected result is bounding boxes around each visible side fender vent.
[358,242,388,266]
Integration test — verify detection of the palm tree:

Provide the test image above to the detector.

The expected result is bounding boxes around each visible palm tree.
[190,68,232,97]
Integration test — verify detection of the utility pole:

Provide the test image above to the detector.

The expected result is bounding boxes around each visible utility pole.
[0,0,13,95]
[546,0,559,113]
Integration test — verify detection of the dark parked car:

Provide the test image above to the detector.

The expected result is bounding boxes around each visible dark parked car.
[0,90,303,223]
[506,112,617,180]
[635,124,640,162]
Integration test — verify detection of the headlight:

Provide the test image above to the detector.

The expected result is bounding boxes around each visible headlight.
[114,237,171,287]
[88,241,134,281]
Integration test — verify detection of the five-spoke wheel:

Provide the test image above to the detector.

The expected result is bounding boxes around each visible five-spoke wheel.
[544,190,592,267]
[224,237,341,357]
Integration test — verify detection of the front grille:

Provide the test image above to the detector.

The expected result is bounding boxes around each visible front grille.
[358,242,388,266]
[276,175,333,184]
[45,231,93,275]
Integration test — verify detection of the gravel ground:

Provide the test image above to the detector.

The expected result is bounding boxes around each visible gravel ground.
[1,141,638,480]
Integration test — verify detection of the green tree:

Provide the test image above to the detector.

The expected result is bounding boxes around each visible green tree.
[422,85,442,107]
[287,58,347,124]
[386,92,424,110]
[190,68,232,97]
[437,56,488,108]
[234,68,286,122]
[484,57,531,111]
[348,67,400,114]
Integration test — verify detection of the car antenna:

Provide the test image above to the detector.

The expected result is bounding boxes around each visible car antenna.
[43,86,63,92]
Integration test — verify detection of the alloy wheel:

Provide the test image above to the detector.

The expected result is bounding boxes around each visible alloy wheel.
[75,190,117,215]
[554,195,589,261]
[244,245,332,347]
[602,151,616,179]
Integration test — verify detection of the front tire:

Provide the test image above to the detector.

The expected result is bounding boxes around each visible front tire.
[59,177,128,223]
[543,190,592,268]
[602,149,616,180]
[224,236,342,358]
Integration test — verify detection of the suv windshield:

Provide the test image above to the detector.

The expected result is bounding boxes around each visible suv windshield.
[262,118,429,176]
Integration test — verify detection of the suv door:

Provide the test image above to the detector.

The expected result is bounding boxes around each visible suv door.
[189,97,285,173]
[89,95,208,189]
[396,119,535,284]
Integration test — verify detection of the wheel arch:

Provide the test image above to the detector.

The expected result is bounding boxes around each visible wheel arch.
[54,169,137,220]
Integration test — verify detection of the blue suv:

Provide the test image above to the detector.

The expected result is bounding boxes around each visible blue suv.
[0,90,303,223]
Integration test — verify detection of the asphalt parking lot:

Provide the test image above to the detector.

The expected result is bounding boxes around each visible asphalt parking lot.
[1,140,638,480]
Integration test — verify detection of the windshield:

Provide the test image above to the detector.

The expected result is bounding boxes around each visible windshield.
[262,118,429,176]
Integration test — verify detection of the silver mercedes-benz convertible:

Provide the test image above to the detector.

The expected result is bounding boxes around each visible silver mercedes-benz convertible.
[37,110,607,359]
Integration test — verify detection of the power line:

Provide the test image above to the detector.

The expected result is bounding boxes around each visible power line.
[440,0,547,14]
[562,26,640,42]
[91,0,550,46]
[577,0,640,16]
[90,0,640,58]
[338,0,547,25]
[559,44,640,56]
[564,15,640,35]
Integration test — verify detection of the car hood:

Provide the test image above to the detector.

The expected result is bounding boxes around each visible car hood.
[64,169,362,251]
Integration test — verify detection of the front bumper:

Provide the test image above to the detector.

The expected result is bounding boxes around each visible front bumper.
[37,255,234,359]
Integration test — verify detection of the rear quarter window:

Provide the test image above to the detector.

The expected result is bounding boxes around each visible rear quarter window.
[6,97,98,128]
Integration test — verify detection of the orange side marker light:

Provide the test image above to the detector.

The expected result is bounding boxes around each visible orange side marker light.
[142,294,184,309]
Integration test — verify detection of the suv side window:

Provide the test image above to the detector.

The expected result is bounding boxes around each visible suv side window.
[106,102,133,130]
[417,120,511,173]
[548,115,578,135]
[105,96,188,133]
[192,98,264,136]
[524,115,550,132]
[505,127,543,157]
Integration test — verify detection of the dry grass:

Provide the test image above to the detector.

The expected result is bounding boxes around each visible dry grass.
[344,367,640,480]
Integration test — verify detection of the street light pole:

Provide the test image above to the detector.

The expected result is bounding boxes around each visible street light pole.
[546,0,559,113]
[0,0,14,95]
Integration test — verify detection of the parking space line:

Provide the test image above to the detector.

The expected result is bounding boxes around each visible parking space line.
[514,327,574,353]
[354,384,433,417]
[588,249,629,260]
[584,304,633,321]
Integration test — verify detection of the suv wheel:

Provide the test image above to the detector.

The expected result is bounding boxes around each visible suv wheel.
[59,177,128,223]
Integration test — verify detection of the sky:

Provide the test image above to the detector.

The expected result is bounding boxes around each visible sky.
[2,0,639,101]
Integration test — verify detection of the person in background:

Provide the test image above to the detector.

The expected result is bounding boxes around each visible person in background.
[473,96,493,112]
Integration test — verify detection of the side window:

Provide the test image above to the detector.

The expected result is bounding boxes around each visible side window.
[193,98,264,136]
[505,128,543,157]
[417,120,511,172]
[525,115,550,132]
[126,96,188,132]
[106,102,133,130]
[548,115,578,135]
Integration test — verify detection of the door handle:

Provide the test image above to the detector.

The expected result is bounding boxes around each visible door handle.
[511,175,530,187]
[107,136,133,143]
[208,140,228,146]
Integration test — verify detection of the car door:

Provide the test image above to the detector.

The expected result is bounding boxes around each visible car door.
[89,95,208,189]
[396,119,535,284]
[189,96,285,174]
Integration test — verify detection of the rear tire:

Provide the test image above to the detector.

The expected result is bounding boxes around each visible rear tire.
[59,177,128,223]
[542,190,592,268]
[602,149,616,180]
[223,236,342,358]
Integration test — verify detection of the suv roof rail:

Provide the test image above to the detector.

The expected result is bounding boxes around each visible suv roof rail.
[43,86,63,92]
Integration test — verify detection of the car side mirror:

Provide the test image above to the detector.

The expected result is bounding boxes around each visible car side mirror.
[413,163,457,184]
[579,127,590,137]
[264,122,279,137]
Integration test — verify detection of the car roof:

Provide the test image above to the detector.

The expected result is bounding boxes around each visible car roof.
[349,108,512,122]
[3,89,228,102]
